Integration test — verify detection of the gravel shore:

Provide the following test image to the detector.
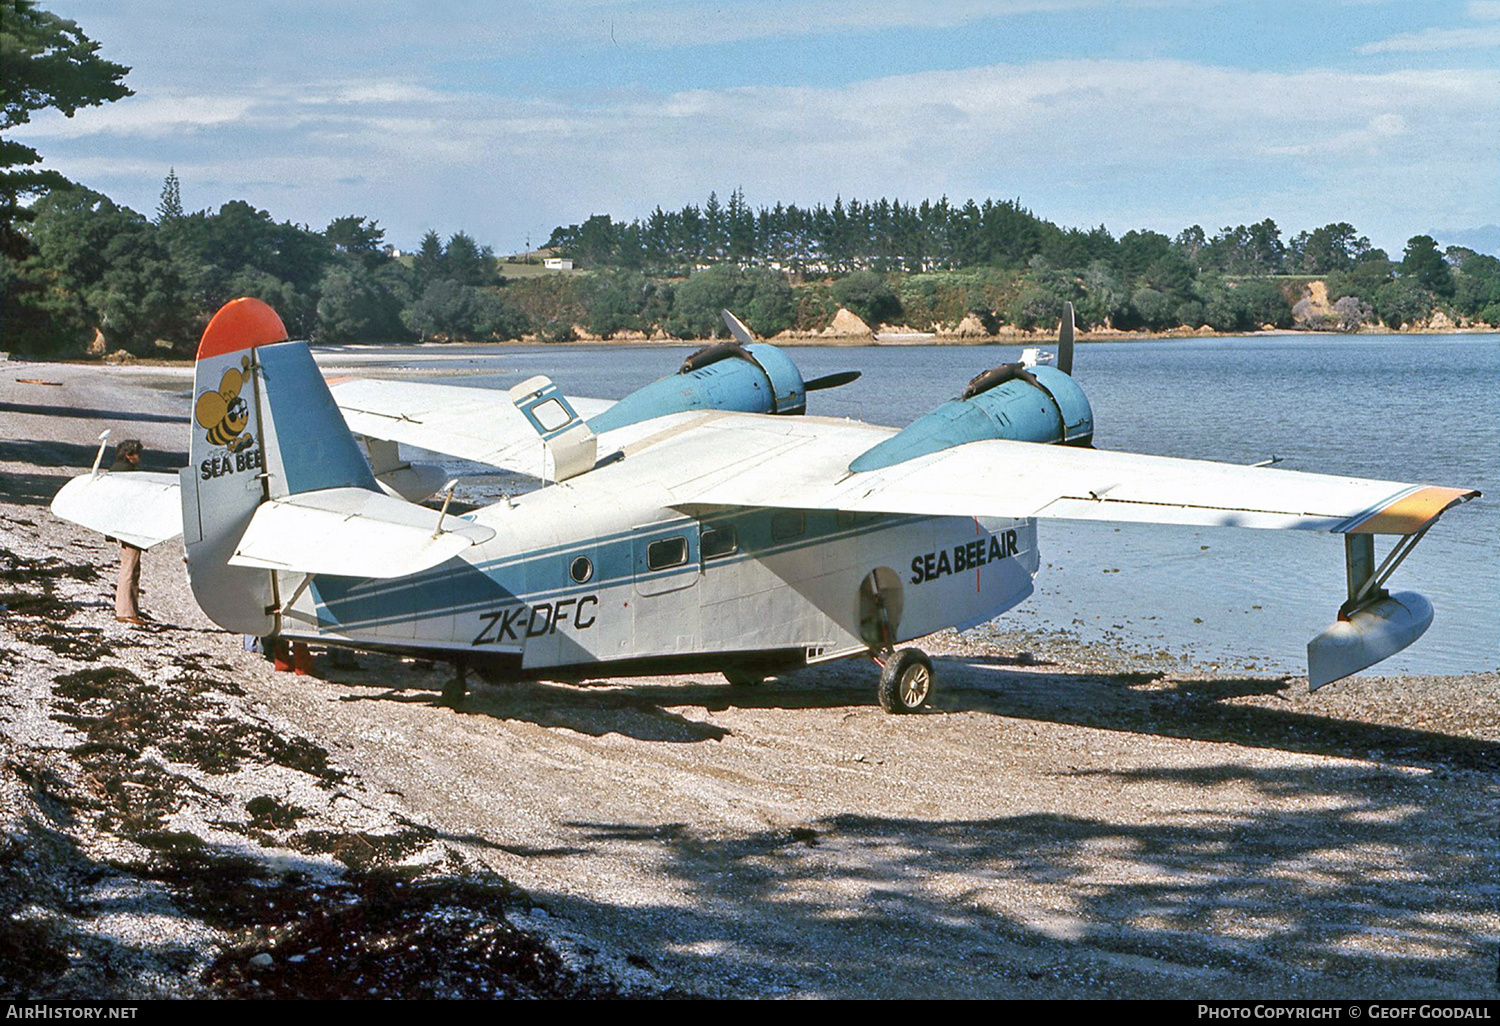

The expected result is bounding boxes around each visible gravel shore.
[2,360,1496,999]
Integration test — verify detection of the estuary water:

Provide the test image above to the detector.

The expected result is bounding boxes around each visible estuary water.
[321,332,1499,676]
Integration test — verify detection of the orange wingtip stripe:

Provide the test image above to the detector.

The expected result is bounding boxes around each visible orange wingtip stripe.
[1348,486,1480,534]
[197,297,288,360]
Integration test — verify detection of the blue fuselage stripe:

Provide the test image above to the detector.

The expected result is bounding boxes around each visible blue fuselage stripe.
[309,509,935,633]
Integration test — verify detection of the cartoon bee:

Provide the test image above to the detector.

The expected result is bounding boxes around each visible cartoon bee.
[195,356,255,452]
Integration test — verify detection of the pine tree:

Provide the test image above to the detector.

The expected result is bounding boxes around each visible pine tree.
[155,167,182,223]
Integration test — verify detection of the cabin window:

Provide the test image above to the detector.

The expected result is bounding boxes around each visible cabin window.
[771,511,806,541]
[569,555,593,584]
[701,525,738,560]
[647,536,688,571]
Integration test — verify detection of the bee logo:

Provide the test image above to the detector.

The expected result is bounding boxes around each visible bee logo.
[195,356,255,452]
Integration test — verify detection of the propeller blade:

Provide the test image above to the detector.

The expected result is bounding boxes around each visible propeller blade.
[721,309,757,347]
[1057,301,1075,376]
[804,370,862,391]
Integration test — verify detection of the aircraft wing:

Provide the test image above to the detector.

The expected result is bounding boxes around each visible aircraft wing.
[659,413,1475,535]
[50,471,184,549]
[329,378,614,474]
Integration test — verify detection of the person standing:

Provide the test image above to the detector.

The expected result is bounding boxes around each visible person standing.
[110,439,148,624]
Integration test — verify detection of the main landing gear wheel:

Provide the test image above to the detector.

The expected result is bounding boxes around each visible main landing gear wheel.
[877,648,934,714]
[723,670,766,687]
[440,663,468,707]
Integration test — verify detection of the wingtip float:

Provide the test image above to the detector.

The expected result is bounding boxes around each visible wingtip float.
[52,297,1481,707]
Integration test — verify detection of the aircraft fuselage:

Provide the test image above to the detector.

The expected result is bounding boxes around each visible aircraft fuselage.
[288,471,1040,680]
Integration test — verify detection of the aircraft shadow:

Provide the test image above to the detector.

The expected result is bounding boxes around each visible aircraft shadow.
[925,655,1500,773]
[0,469,74,507]
[457,681,732,743]
[321,657,738,744]
[313,648,1500,772]
[0,438,188,473]
[0,401,190,426]
[559,653,1500,773]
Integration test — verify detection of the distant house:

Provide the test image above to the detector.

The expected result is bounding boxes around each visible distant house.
[543,257,574,271]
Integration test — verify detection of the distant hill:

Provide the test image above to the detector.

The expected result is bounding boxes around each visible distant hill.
[1433,224,1500,257]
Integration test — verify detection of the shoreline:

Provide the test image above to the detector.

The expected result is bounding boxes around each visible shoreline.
[6,323,1497,367]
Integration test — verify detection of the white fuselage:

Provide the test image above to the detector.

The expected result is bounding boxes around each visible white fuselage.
[283,457,1041,678]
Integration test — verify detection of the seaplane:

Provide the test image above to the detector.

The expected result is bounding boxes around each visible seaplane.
[52,297,1479,711]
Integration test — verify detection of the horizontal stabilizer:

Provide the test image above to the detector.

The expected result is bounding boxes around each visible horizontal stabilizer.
[228,487,495,578]
[50,471,183,550]
[1307,591,1433,690]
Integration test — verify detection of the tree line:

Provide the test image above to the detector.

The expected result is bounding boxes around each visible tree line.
[6,177,1498,357]
[547,195,1500,335]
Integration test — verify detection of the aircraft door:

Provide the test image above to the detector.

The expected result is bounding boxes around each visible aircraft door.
[628,520,702,657]
[632,521,701,597]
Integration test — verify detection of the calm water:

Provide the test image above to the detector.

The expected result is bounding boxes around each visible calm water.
[320,333,1499,675]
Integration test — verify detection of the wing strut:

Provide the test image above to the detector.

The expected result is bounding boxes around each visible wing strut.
[1341,528,1432,617]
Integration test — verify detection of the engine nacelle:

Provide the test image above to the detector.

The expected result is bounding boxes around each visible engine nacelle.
[850,364,1093,472]
[587,342,806,434]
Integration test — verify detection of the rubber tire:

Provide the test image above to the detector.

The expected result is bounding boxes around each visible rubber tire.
[439,675,468,707]
[877,649,934,713]
[724,670,766,687]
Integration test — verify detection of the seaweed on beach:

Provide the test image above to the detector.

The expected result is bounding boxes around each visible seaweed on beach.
[12,623,117,660]
[245,795,306,829]
[0,548,97,622]
[170,653,247,697]
[53,666,143,701]
[49,664,342,782]
[0,590,72,618]
[0,547,100,584]
[200,867,615,1000]
[288,826,436,871]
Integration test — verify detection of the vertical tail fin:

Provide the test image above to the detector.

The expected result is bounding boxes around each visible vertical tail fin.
[183,297,375,635]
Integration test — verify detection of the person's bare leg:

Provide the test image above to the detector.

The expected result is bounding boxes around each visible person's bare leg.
[116,543,142,620]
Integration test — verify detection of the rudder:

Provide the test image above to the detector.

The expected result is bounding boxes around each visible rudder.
[182,297,377,636]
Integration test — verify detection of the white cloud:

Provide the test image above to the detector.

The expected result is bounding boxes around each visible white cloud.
[1467,1,1500,20]
[15,59,1499,253]
[18,93,257,138]
[1358,24,1500,53]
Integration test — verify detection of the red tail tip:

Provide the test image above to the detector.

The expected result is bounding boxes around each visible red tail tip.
[197,298,288,360]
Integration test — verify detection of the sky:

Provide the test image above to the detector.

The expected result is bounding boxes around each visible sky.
[14,0,1500,256]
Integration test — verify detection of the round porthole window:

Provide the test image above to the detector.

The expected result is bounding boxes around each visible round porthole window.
[569,555,594,584]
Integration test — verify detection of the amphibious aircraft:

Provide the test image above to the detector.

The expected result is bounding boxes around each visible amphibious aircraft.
[52,297,1478,711]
